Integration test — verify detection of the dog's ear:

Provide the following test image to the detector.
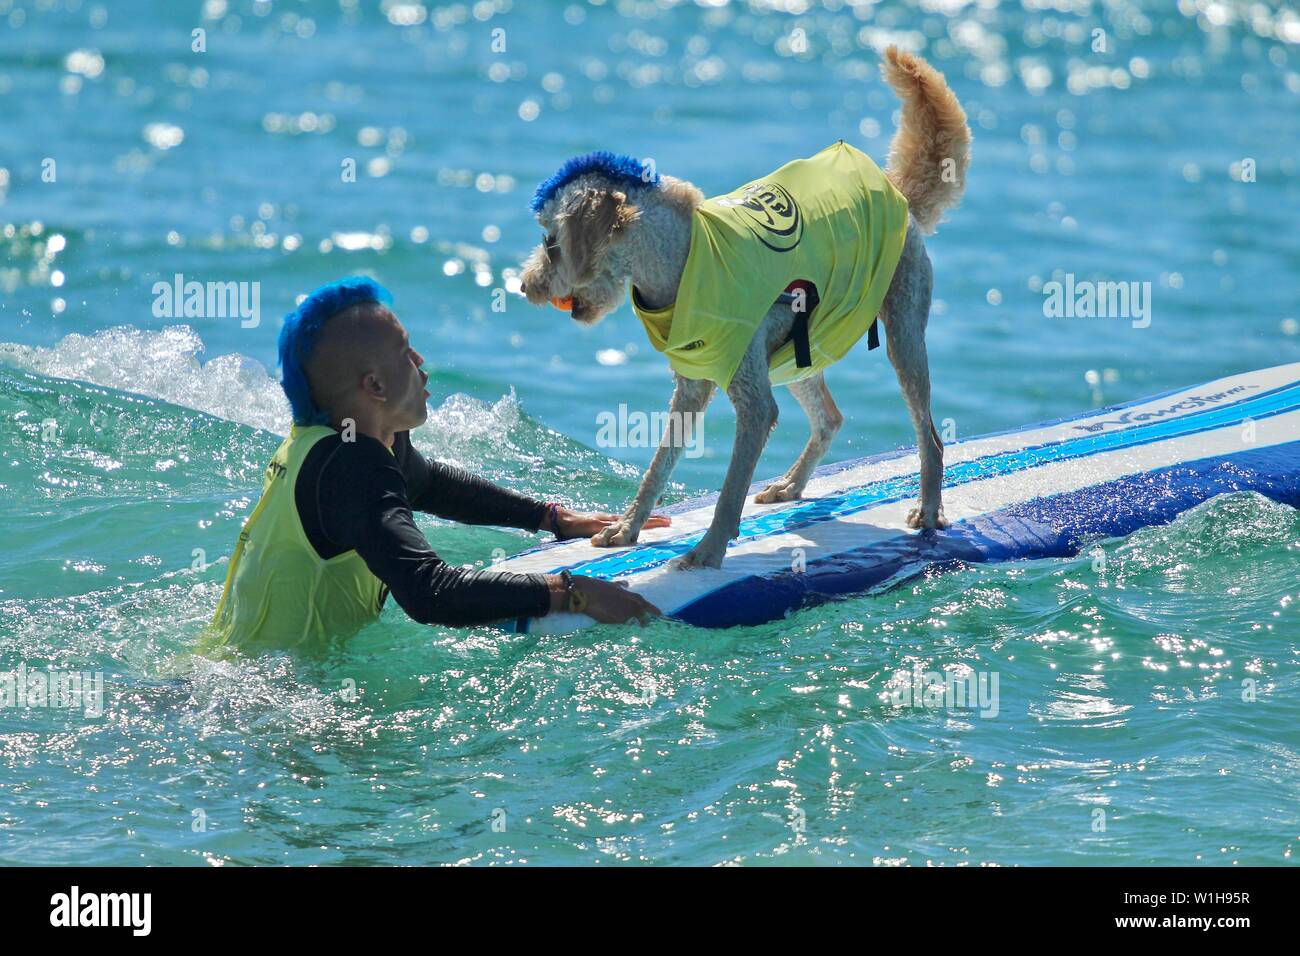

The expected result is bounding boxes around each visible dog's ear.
[556,186,639,287]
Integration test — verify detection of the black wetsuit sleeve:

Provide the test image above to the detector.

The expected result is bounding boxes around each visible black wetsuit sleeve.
[313,437,551,627]
[394,432,549,532]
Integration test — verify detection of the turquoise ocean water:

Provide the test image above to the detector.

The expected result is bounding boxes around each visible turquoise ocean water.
[1,0,1298,865]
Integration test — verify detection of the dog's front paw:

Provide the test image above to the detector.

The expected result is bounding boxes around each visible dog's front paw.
[591,520,640,548]
[670,539,726,570]
[754,477,805,504]
[906,504,949,531]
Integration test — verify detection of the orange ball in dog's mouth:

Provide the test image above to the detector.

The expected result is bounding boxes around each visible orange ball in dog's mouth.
[550,296,573,311]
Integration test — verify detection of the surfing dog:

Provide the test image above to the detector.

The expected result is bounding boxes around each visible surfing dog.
[520,48,971,569]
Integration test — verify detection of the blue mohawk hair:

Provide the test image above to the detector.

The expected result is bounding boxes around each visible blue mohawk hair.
[277,275,393,427]
[529,151,660,213]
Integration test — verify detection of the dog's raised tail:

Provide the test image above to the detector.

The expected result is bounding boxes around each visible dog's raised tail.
[881,47,971,235]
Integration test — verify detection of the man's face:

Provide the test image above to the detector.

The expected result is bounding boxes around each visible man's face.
[376,313,429,430]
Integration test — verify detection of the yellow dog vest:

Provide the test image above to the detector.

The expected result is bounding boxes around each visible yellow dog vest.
[203,425,387,655]
[631,140,909,390]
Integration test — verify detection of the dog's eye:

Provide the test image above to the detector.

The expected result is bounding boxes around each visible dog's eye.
[544,233,559,258]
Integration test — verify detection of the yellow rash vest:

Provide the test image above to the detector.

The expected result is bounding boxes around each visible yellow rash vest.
[204,424,387,654]
[630,140,909,390]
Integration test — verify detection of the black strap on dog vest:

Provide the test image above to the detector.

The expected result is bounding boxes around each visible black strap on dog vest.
[782,280,817,368]
[779,280,881,368]
[791,310,812,368]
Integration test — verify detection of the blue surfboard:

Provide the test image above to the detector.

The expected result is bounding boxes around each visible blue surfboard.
[498,363,1300,631]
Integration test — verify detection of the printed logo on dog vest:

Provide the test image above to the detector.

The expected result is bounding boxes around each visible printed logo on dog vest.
[49,886,151,936]
[715,182,803,252]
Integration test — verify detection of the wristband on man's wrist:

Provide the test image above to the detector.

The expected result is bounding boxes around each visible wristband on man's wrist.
[545,501,563,539]
[558,569,587,614]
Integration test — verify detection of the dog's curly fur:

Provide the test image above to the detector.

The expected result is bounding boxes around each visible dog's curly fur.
[880,47,971,233]
[521,48,971,569]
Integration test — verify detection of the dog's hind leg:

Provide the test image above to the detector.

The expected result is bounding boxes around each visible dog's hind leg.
[591,373,715,548]
[881,220,947,530]
[753,373,842,503]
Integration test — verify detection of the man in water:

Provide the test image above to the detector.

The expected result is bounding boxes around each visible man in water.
[207,276,662,653]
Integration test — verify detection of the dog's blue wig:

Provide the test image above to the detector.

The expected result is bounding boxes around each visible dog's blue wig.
[278,275,393,426]
[529,151,660,213]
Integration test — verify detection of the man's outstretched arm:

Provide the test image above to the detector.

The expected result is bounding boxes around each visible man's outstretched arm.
[354,502,552,627]
[315,435,551,626]
[397,432,549,532]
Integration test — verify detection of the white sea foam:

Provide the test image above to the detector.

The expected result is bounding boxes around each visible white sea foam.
[0,325,290,434]
[0,325,532,452]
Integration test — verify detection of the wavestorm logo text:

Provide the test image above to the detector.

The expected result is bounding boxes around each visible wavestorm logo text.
[1072,385,1256,433]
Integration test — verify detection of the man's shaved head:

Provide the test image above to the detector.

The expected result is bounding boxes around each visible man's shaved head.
[304,301,401,414]
[277,276,428,442]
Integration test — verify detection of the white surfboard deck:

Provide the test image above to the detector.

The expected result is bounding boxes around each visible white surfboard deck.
[497,363,1300,631]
